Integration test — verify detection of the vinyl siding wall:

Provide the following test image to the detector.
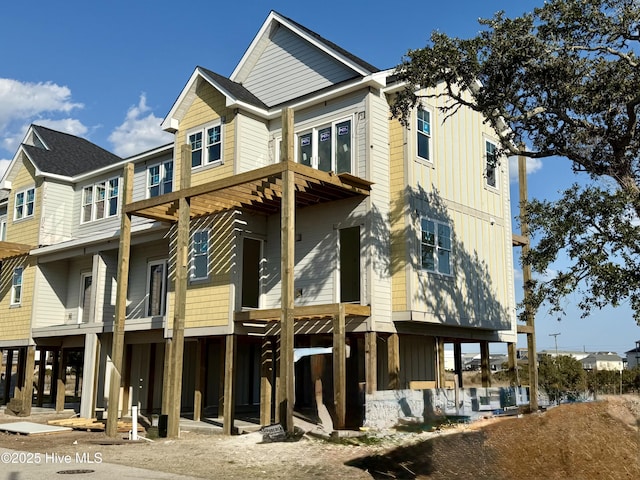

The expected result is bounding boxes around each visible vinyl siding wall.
[242,25,356,107]
[126,241,169,319]
[235,113,270,173]
[6,159,41,246]
[40,180,74,245]
[32,261,69,327]
[389,115,408,313]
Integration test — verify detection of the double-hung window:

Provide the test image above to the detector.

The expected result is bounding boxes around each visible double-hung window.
[0,218,6,241]
[148,160,174,198]
[14,187,35,220]
[191,230,209,280]
[485,140,497,188]
[420,218,452,275]
[189,122,223,169]
[82,177,120,223]
[296,118,352,174]
[11,267,23,305]
[417,108,432,162]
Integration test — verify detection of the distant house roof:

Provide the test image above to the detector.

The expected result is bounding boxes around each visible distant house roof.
[23,125,122,177]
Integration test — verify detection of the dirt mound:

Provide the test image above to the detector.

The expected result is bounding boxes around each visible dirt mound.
[0,396,638,479]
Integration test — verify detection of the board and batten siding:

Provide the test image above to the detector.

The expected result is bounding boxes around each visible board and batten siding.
[176,82,235,188]
[0,255,35,341]
[404,86,516,332]
[242,25,357,107]
[33,261,69,328]
[367,89,392,328]
[40,180,74,245]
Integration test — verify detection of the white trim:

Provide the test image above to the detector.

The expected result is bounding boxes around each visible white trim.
[295,115,354,174]
[146,159,174,198]
[190,229,210,281]
[10,266,23,305]
[419,217,453,276]
[187,121,224,170]
[13,185,36,221]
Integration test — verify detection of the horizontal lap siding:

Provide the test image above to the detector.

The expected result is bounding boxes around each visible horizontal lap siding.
[368,90,392,325]
[236,114,270,173]
[389,115,407,312]
[63,256,93,325]
[7,160,40,246]
[243,26,355,107]
[127,241,170,319]
[33,262,68,327]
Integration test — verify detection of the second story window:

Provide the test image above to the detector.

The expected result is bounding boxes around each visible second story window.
[148,160,174,197]
[189,122,223,169]
[485,140,497,188]
[11,266,23,305]
[417,108,431,162]
[82,177,120,223]
[420,218,452,275]
[0,218,6,241]
[191,229,209,280]
[14,187,35,220]
[296,118,352,174]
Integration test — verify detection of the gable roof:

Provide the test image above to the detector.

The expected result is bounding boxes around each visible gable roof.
[22,125,122,177]
[199,67,268,110]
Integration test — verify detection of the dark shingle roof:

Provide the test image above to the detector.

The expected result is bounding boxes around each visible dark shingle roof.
[22,125,122,177]
[276,11,380,74]
[199,67,269,110]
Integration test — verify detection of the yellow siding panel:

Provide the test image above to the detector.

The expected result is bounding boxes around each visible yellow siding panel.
[389,117,407,311]
[0,256,34,341]
[175,82,236,189]
[6,160,41,247]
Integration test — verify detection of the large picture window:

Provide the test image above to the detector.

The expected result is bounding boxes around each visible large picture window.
[189,122,223,169]
[296,118,352,174]
[191,230,209,280]
[148,160,174,198]
[417,108,432,161]
[82,177,119,223]
[14,187,35,220]
[11,267,23,305]
[420,219,452,275]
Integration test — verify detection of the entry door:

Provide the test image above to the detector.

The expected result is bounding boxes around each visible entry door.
[339,227,361,303]
[242,238,261,308]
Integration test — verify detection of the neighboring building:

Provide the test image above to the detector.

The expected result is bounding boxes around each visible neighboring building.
[538,350,591,362]
[625,341,640,369]
[580,353,624,372]
[0,11,517,430]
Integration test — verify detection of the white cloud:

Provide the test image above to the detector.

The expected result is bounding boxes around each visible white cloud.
[509,156,543,182]
[0,158,10,179]
[108,94,173,157]
[513,268,523,282]
[0,78,83,131]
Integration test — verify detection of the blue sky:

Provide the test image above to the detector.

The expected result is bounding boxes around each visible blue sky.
[1,0,637,355]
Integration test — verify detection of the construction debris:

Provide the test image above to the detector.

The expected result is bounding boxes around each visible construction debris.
[47,418,145,433]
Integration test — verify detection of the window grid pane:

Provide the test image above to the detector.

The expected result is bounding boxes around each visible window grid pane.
[417,109,431,160]
[190,132,203,167]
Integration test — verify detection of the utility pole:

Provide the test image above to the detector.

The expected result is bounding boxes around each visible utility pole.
[549,333,560,358]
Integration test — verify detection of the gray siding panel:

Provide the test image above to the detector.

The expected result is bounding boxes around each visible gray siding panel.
[40,181,74,245]
[244,26,356,107]
[33,263,68,327]
[236,114,270,173]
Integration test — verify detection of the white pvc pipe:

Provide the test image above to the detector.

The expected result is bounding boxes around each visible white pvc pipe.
[132,406,138,441]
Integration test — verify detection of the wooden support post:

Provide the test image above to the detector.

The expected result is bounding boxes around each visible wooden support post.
[388,333,400,390]
[56,349,66,412]
[15,348,25,399]
[436,337,446,388]
[273,337,281,424]
[222,335,236,435]
[161,339,172,415]
[193,339,206,422]
[218,339,225,416]
[21,346,36,415]
[121,344,132,418]
[278,108,296,434]
[36,348,46,407]
[453,342,463,388]
[50,349,59,406]
[480,341,491,387]
[167,145,192,438]
[260,337,273,426]
[106,163,133,437]
[365,332,377,395]
[333,304,346,430]
[519,153,538,411]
